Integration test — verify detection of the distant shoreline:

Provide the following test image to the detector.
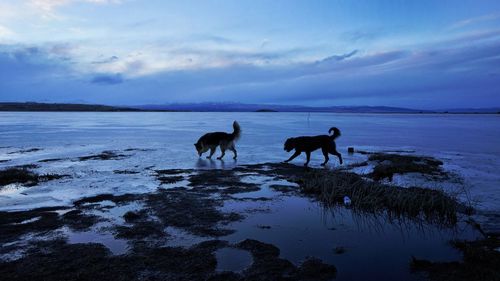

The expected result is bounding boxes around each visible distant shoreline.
[0,102,498,114]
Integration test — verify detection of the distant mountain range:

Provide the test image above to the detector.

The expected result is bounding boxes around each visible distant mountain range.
[134,103,500,113]
[0,102,499,113]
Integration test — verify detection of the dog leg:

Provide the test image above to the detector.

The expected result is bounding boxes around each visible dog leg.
[284,151,301,163]
[207,148,215,159]
[304,151,311,167]
[329,147,343,164]
[230,147,237,159]
[217,147,226,160]
[321,147,329,166]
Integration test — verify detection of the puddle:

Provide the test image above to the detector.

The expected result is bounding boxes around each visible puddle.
[223,193,481,281]
[215,247,253,272]
[164,226,207,247]
[64,226,129,255]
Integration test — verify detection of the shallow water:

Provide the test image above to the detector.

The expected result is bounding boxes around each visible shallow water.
[0,112,498,212]
[1,112,497,280]
[220,175,479,281]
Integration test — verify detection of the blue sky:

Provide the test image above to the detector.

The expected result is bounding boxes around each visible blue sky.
[0,0,499,108]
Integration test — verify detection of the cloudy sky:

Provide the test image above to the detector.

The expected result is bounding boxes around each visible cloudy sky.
[0,0,499,108]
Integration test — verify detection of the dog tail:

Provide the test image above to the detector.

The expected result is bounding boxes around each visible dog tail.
[328,127,341,140]
[231,121,241,141]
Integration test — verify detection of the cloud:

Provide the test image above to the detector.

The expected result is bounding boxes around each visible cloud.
[91,55,119,64]
[1,29,499,109]
[0,25,15,39]
[449,13,500,30]
[90,73,123,85]
[315,50,358,64]
[29,0,121,19]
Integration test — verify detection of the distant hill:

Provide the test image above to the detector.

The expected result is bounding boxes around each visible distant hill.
[438,108,500,114]
[0,102,142,112]
[1,102,498,113]
[135,103,426,113]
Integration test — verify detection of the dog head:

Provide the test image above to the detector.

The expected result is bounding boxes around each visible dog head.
[194,142,203,156]
[284,138,296,152]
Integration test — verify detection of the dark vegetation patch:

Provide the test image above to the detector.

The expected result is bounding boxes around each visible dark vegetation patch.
[60,210,102,231]
[72,189,243,240]
[155,169,193,184]
[113,169,140,174]
[78,150,128,161]
[334,246,346,254]
[73,193,141,206]
[123,148,155,152]
[115,210,166,240]
[0,239,219,281]
[38,158,64,163]
[269,184,298,193]
[238,162,461,225]
[123,210,145,222]
[0,168,39,186]
[156,168,193,175]
[188,169,260,194]
[115,221,166,240]
[411,236,500,281]
[367,153,447,181]
[157,175,184,184]
[14,164,40,169]
[236,239,337,280]
[145,190,243,237]
[0,167,68,187]
[299,169,458,225]
[7,148,42,155]
[0,207,99,244]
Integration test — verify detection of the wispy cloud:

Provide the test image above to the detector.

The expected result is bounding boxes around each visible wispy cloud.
[448,13,500,30]
[29,0,121,19]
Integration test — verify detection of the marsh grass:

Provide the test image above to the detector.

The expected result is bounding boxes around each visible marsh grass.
[298,169,458,225]
[367,153,446,181]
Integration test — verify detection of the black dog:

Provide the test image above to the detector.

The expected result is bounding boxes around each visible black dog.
[284,127,343,167]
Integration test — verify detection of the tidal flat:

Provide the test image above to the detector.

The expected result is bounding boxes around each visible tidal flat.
[1,112,499,280]
[1,150,498,280]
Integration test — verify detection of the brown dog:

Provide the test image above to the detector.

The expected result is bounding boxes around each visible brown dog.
[284,127,342,166]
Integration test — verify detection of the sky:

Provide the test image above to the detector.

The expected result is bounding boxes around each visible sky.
[0,0,499,109]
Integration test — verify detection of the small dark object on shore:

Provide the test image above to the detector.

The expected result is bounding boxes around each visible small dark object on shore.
[348,147,355,153]
[78,150,128,161]
[257,225,271,229]
[334,246,346,254]
[123,211,143,222]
